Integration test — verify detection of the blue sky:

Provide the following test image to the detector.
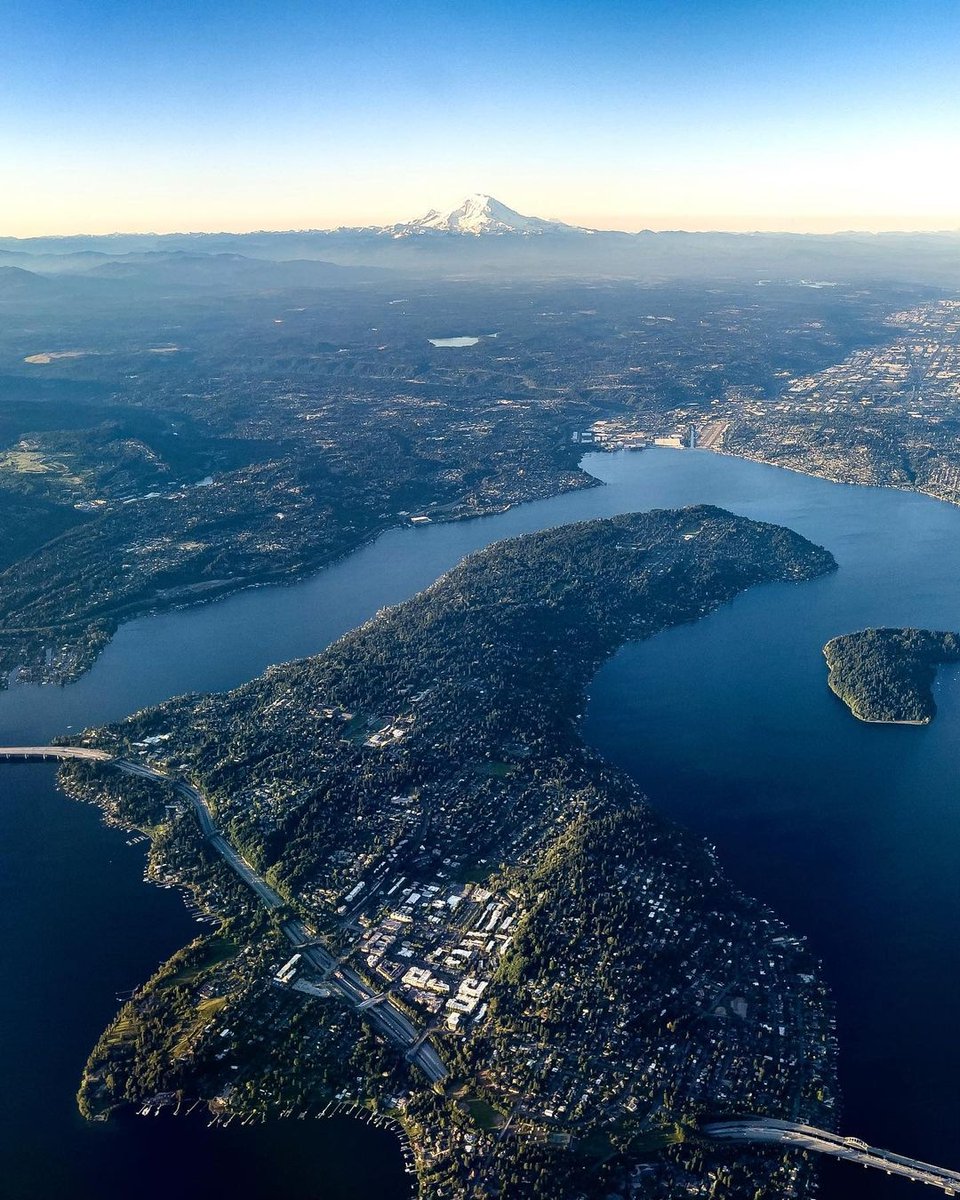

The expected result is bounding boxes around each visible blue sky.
[2,0,958,234]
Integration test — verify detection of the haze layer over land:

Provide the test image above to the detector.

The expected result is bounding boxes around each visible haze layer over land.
[2,210,960,690]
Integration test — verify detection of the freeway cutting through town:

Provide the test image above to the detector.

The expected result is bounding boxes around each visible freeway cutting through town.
[704,1118,960,1193]
[0,745,448,1085]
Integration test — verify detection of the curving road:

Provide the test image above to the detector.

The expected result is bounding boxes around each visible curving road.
[705,1118,960,1194]
[1,746,447,1084]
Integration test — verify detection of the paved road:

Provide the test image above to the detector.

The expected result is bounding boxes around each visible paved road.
[705,1118,960,1194]
[0,745,113,762]
[1,746,448,1084]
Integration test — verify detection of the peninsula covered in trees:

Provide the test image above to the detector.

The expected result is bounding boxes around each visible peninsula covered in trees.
[61,507,838,1200]
[823,627,960,724]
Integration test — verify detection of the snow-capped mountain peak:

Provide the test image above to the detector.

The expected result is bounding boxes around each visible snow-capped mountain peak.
[392,194,582,236]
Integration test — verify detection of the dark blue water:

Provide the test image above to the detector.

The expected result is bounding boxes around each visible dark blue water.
[0,764,409,1200]
[2,447,959,1198]
[580,455,960,1198]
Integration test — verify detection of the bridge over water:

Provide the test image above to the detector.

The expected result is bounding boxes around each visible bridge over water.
[705,1118,960,1194]
[14,747,960,1140]
[0,745,447,1084]
[0,745,113,763]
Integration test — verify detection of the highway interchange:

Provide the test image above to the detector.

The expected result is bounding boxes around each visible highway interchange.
[0,745,447,1085]
[4,745,957,1182]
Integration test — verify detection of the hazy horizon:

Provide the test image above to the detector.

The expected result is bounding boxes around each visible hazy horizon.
[3,202,960,241]
[3,0,958,240]
[4,190,960,241]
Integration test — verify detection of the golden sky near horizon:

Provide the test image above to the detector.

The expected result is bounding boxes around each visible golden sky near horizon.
[4,1,959,238]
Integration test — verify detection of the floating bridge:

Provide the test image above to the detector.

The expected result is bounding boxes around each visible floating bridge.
[0,745,114,763]
[705,1118,960,1193]
[0,745,448,1085]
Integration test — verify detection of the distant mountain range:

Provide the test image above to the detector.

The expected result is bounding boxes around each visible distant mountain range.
[0,265,51,292]
[385,193,587,237]
[1,196,958,290]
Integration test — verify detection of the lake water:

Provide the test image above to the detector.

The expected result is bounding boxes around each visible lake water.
[2,447,959,1199]
[0,765,409,1200]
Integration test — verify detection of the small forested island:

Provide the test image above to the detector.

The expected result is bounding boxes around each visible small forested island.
[60,506,838,1200]
[823,627,960,724]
